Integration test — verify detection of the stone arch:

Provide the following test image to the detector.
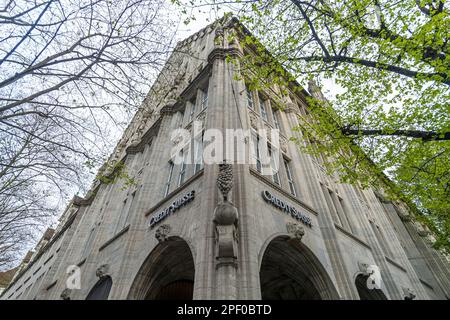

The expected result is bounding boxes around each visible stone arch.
[85,276,113,300]
[259,235,339,300]
[127,236,195,300]
[354,273,388,300]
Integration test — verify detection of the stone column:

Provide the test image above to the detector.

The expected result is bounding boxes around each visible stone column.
[213,163,239,299]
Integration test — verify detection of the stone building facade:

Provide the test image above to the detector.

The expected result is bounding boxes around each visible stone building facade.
[1,17,449,300]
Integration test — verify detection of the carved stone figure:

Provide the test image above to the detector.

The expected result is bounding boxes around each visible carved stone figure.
[249,113,258,129]
[403,287,416,300]
[214,162,238,268]
[280,137,288,153]
[357,261,370,275]
[217,162,233,202]
[60,288,71,300]
[286,222,305,241]
[414,221,429,237]
[284,101,297,114]
[155,224,171,243]
[214,27,224,47]
[96,264,110,279]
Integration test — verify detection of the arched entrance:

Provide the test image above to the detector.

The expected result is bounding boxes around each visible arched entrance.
[259,236,339,300]
[355,274,388,300]
[86,276,113,300]
[128,237,195,300]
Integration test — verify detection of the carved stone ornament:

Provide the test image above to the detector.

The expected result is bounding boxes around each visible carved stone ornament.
[403,287,416,300]
[214,162,239,268]
[214,200,238,226]
[357,261,371,275]
[414,221,429,237]
[174,70,185,86]
[284,102,298,114]
[155,224,171,243]
[60,288,72,300]
[217,162,233,202]
[249,113,258,129]
[214,27,224,47]
[96,264,110,279]
[286,222,305,241]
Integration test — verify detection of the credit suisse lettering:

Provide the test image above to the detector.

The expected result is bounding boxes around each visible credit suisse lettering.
[149,190,195,228]
[262,190,312,227]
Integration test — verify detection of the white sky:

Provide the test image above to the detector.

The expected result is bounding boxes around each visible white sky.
[174,6,343,100]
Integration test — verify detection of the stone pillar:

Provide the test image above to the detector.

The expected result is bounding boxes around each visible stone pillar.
[213,163,239,299]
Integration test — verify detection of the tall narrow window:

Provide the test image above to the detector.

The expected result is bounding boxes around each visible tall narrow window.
[371,222,394,258]
[321,184,343,226]
[252,133,262,173]
[259,96,268,121]
[115,192,135,234]
[284,159,296,196]
[194,132,204,174]
[272,108,280,130]
[269,147,280,185]
[330,192,352,232]
[164,161,174,197]
[178,150,187,186]
[189,98,196,122]
[82,228,96,258]
[246,85,254,109]
[178,111,185,128]
[200,88,208,110]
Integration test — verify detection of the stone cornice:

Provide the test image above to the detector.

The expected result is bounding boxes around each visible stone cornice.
[73,193,95,206]
[207,47,243,64]
[126,117,162,155]
[175,64,212,107]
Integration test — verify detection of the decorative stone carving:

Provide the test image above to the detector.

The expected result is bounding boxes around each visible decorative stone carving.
[155,224,171,243]
[214,27,224,47]
[214,162,238,268]
[284,102,298,114]
[96,264,110,279]
[249,113,258,129]
[357,261,371,275]
[413,221,429,237]
[174,70,185,87]
[217,162,233,202]
[160,100,177,115]
[397,209,412,222]
[60,288,71,300]
[286,222,305,241]
[230,31,239,47]
[403,287,416,300]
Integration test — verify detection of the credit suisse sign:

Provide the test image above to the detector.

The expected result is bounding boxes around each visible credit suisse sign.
[149,190,195,229]
[262,190,312,227]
